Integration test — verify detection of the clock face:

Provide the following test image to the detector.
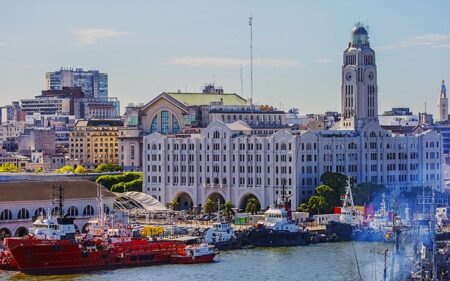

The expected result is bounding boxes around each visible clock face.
[346,72,352,81]
[368,72,374,81]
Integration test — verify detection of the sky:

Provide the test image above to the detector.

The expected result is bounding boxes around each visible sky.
[1,0,450,116]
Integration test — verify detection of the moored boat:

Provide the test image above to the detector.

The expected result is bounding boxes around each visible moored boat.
[170,243,217,264]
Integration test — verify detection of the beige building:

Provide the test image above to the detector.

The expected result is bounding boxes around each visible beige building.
[70,119,123,168]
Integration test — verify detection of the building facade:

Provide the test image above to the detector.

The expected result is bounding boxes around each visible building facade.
[45,68,108,99]
[142,24,443,211]
[20,97,71,116]
[69,119,123,168]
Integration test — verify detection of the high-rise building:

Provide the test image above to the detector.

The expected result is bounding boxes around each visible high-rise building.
[45,68,108,99]
[438,80,448,122]
[339,23,378,130]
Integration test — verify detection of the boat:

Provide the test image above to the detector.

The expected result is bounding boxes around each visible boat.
[4,185,216,275]
[170,243,217,264]
[247,205,310,247]
[325,177,359,241]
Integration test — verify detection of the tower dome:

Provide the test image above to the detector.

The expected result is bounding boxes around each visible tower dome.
[351,23,369,46]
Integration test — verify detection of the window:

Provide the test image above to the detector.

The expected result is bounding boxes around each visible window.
[150,115,158,133]
[0,209,12,220]
[17,208,30,220]
[67,206,79,217]
[83,205,95,216]
[161,111,169,134]
[172,114,181,133]
[34,207,46,217]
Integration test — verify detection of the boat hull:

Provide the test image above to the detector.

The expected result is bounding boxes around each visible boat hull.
[326,221,353,241]
[247,229,310,247]
[4,238,176,275]
[170,254,215,264]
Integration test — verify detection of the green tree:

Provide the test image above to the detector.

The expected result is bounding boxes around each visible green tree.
[124,178,143,192]
[298,203,309,212]
[221,201,235,221]
[307,195,327,215]
[168,200,180,211]
[95,163,122,173]
[55,165,74,174]
[315,184,336,213]
[74,165,88,174]
[203,199,216,216]
[245,198,260,215]
[34,167,43,173]
[0,163,18,173]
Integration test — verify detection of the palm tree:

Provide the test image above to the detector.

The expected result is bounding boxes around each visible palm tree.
[221,201,235,222]
[168,200,180,211]
[203,199,215,216]
[245,198,260,215]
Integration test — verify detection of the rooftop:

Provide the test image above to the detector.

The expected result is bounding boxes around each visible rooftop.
[167,92,247,106]
[0,180,115,202]
[75,119,124,127]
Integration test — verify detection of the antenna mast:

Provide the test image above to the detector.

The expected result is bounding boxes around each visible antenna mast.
[249,15,253,105]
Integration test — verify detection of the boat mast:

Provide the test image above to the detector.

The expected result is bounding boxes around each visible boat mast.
[52,184,64,218]
[97,184,105,228]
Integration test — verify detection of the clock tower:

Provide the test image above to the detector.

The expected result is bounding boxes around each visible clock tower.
[340,23,378,130]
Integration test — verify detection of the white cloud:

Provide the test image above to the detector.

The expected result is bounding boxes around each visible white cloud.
[73,28,127,45]
[315,58,333,64]
[379,34,450,50]
[161,56,300,67]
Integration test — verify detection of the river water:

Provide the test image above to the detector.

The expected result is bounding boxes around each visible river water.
[1,242,397,281]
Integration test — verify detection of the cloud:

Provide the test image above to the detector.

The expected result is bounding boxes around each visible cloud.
[161,56,300,67]
[379,34,450,50]
[73,28,127,45]
[0,42,6,47]
[315,58,333,64]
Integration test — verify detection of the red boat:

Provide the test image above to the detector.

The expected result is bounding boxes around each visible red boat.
[170,243,217,264]
[0,249,18,271]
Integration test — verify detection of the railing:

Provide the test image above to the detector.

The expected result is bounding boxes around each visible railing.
[204,183,227,188]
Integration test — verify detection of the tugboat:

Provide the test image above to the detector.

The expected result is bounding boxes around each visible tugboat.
[326,177,359,241]
[170,243,217,264]
[247,185,310,247]
[204,199,245,250]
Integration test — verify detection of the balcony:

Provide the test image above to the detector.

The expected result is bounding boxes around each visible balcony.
[203,183,227,189]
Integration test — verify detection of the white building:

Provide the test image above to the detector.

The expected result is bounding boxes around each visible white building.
[142,24,443,210]
[21,97,71,116]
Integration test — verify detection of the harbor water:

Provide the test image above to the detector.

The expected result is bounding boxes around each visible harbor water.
[1,242,397,281]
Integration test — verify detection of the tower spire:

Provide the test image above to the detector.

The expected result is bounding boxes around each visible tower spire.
[441,80,447,98]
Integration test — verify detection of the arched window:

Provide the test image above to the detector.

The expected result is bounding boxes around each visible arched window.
[206,177,211,184]
[172,114,181,133]
[17,208,30,220]
[0,209,13,220]
[161,111,169,134]
[281,143,287,150]
[213,178,219,184]
[213,131,220,139]
[67,206,79,217]
[83,205,95,216]
[370,131,377,138]
[35,207,46,217]
[150,115,158,133]
[51,207,60,216]
[222,178,227,185]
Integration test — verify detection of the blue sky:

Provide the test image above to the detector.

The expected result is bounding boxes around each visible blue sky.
[1,0,450,115]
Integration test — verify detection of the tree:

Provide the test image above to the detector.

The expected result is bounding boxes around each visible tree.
[111,182,126,193]
[74,165,88,174]
[245,198,260,215]
[203,199,215,216]
[168,200,180,211]
[124,178,143,192]
[307,195,327,215]
[95,172,143,190]
[315,185,336,213]
[34,167,43,173]
[221,201,235,221]
[95,163,122,173]
[0,163,18,173]
[55,165,74,174]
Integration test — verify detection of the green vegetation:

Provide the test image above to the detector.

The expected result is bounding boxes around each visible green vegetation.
[74,165,88,174]
[245,198,260,215]
[168,200,180,211]
[221,201,235,221]
[203,198,215,215]
[95,163,122,173]
[96,172,143,193]
[0,163,18,173]
[34,167,43,173]
[299,172,386,214]
[55,165,74,174]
